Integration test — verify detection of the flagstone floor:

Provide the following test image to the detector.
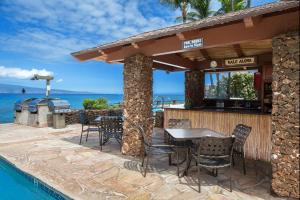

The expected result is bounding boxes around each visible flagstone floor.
[0,123,287,200]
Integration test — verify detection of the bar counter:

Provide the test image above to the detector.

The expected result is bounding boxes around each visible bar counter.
[165,107,271,115]
[164,107,272,162]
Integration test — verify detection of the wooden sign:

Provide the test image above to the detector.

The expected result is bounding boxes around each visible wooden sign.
[225,57,257,66]
[183,38,203,49]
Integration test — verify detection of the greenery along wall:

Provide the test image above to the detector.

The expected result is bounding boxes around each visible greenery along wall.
[204,70,258,100]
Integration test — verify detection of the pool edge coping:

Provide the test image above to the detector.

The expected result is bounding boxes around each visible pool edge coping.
[0,154,75,200]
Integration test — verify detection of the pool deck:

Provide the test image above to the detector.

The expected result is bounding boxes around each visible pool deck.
[0,123,286,200]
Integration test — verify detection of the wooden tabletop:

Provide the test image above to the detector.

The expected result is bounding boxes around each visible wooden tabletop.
[165,128,225,140]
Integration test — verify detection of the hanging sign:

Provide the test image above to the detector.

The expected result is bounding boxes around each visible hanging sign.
[225,57,256,66]
[183,38,203,49]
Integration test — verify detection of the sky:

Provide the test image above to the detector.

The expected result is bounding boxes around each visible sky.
[0,0,277,94]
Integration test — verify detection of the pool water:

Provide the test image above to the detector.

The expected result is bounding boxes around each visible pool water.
[0,157,69,200]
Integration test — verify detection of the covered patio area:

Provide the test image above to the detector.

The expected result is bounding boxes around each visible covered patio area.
[72,1,299,199]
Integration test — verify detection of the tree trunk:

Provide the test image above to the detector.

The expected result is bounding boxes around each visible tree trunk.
[181,2,187,23]
[216,73,220,97]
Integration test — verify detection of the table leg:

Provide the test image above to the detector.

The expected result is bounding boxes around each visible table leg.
[180,147,191,177]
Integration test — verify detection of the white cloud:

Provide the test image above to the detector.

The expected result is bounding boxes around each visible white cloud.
[56,78,63,83]
[0,0,176,61]
[0,66,53,79]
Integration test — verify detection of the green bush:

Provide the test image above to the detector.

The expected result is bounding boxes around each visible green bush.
[93,98,109,110]
[83,98,94,109]
[83,98,119,110]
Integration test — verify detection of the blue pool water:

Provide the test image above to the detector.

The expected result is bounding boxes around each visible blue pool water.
[0,157,69,200]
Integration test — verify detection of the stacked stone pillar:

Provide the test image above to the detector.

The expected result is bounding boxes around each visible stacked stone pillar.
[271,31,299,198]
[122,54,153,156]
[185,70,204,108]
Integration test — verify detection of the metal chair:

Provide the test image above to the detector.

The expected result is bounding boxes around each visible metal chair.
[79,111,101,146]
[127,120,180,177]
[232,124,252,175]
[192,136,235,193]
[98,116,123,151]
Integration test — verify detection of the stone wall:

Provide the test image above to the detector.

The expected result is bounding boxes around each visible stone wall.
[185,70,204,108]
[271,31,299,198]
[122,54,153,156]
[65,109,123,124]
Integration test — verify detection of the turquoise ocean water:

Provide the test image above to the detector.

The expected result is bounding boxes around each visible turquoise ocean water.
[0,93,184,123]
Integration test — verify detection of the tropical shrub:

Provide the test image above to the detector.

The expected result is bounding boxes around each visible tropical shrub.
[83,98,94,109]
[83,98,120,110]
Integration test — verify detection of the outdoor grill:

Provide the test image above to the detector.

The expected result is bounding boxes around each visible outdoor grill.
[27,98,53,127]
[14,98,71,129]
[14,98,37,125]
[28,98,51,113]
[48,99,71,129]
[48,99,71,113]
[14,98,37,112]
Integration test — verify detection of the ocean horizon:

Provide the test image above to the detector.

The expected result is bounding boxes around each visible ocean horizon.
[0,93,184,123]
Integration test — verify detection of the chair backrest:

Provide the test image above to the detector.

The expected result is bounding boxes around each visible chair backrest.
[100,116,123,133]
[79,111,89,125]
[194,136,234,158]
[232,124,252,152]
[126,119,152,149]
[168,119,191,128]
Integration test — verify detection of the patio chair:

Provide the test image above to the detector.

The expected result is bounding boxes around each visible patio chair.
[79,111,101,146]
[127,120,180,177]
[192,136,235,193]
[232,124,252,175]
[98,116,123,151]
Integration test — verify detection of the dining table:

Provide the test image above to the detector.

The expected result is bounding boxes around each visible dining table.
[164,128,225,177]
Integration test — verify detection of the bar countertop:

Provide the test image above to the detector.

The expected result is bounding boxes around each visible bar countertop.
[164,107,271,115]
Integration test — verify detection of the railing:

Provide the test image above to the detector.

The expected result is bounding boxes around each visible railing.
[153,96,184,110]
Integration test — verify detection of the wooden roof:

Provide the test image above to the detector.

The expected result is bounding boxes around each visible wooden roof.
[71,1,299,71]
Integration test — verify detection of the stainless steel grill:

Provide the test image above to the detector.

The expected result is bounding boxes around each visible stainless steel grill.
[48,99,71,113]
[28,98,51,113]
[14,98,37,112]
[15,97,71,128]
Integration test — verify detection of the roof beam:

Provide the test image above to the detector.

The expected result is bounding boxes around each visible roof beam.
[154,54,198,69]
[176,33,186,40]
[153,61,184,71]
[131,42,139,49]
[243,16,262,28]
[233,44,244,57]
[199,49,211,60]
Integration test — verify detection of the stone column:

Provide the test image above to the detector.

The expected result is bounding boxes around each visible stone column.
[271,31,299,198]
[122,54,153,156]
[185,70,204,108]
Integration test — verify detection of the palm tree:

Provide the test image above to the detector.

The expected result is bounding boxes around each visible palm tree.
[216,0,248,14]
[187,0,214,21]
[160,0,191,23]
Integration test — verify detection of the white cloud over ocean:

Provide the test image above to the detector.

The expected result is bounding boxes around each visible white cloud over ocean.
[0,66,53,79]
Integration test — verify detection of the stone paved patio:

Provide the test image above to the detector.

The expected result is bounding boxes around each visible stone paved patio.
[0,124,287,200]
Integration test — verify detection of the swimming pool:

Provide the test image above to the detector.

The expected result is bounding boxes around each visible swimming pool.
[0,156,70,200]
